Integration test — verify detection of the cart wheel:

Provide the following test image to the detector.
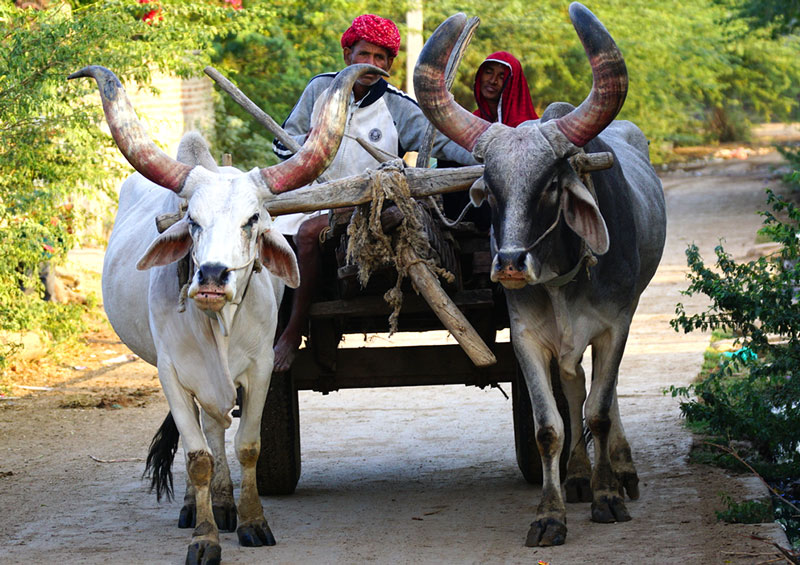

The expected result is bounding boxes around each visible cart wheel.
[256,370,301,495]
[512,361,570,485]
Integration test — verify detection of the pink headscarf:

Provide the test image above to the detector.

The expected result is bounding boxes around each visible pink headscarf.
[473,51,538,127]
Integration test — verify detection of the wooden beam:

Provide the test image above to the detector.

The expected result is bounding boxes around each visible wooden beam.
[263,165,483,216]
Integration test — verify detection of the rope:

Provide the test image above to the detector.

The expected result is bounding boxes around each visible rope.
[427,195,474,228]
[345,161,455,334]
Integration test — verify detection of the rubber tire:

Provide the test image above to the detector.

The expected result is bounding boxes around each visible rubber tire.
[256,370,301,495]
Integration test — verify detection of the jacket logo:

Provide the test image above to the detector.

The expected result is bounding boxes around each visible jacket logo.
[368,128,382,143]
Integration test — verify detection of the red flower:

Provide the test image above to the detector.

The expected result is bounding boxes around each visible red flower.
[138,0,162,24]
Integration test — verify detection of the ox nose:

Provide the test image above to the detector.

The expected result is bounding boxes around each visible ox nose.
[198,262,229,287]
[495,250,528,275]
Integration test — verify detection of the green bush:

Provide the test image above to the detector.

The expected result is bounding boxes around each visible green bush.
[0,1,274,373]
[716,493,774,524]
[672,188,800,475]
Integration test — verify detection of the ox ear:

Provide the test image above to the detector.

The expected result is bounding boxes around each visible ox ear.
[136,219,192,270]
[469,177,487,207]
[561,179,609,255]
[259,228,300,289]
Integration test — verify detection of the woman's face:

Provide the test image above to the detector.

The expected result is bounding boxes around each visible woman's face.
[479,62,508,102]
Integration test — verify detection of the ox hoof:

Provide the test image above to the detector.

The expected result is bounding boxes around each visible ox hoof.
[525,518,567,547]
[179,504,196,529]
[185,540,221,565]
[213,503,237,532]
[618,471,640,500]
[591,494,631,523]
[565,477,592,503]
[237,520,276,547]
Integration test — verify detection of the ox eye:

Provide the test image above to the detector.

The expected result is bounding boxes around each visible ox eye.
[242,213,259,237]
[187,215,200,233]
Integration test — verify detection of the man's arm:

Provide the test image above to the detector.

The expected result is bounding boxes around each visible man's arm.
[385,86,477,166]
[273,74,336,160]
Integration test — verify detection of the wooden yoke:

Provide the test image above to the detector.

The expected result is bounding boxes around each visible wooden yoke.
[205,66,496,368]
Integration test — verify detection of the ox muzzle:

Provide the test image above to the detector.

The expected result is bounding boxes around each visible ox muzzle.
[491,249,538,289]
[188,262,234,312]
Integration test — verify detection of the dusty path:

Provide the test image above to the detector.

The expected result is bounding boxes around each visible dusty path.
[0,152,793,564]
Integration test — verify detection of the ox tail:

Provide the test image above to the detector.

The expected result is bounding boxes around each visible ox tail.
[143,411,180,502]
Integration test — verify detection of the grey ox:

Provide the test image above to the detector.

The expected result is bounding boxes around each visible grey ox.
[414,3,666,547]
[69,63,383,565]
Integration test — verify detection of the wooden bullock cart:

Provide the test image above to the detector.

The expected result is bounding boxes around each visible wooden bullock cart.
[204,29,569,495]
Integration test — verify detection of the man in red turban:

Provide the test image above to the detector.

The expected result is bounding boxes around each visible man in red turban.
[271,14,476,372]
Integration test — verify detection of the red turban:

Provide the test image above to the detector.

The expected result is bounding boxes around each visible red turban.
[341,14,401,58]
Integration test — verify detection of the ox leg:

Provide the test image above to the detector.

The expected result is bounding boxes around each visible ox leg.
[178,411,237,532]
[178,402,200,529]
[561,363,592,503]
[180,479,197,528]
[161,374,221,564]
[510,331,567,545]
[202,409,238,532]
[234,378,276,548]
[586,333,632,524]
[609,393,639,500]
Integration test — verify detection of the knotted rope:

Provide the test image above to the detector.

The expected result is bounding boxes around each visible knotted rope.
[345,160,454,334]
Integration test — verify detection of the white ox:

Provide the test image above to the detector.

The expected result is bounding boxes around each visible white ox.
[69,63,383,565]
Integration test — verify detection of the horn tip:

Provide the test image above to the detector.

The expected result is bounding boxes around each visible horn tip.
[67,67,92,81]
[67,65,113,82]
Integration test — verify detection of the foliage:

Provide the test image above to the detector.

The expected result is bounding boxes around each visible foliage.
[213,0,800,166]
[0,0,273,371]
[716,492,774,524]
[671,189,800,476]
[714,0,800,36]
[778,146,800,192]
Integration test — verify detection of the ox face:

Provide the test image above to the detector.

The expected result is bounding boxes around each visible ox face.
[137,168,299,314]
[184,180,263,312]
[473,123,609,289]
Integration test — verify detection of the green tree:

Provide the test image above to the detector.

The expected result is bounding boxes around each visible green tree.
[0,0,272,374]
[714,0,800,36]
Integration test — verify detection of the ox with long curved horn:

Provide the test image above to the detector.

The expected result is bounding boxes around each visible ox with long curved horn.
[414,3,627,151]
[68,64,386,196]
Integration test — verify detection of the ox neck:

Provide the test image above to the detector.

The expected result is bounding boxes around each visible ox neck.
[544,240,594,288]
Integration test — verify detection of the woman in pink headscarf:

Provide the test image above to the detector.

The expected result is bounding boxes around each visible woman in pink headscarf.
[442,52,538,228]
[473,51,538,126]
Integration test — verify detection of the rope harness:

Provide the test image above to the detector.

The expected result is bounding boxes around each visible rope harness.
[423,152,603,288]
[345,160,455,334]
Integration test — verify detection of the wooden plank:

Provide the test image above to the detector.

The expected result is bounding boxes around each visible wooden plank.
[399,246,496,367]
[309,289,494,318]
[292,343,516,392]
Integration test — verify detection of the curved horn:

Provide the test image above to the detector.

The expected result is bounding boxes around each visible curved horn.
[68,66,192,193]
[413,13,491,153]
[260,64,388,194]
[555,3,628,147]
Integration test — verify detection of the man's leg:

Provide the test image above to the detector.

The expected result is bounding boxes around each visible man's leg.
[273,214,328,372]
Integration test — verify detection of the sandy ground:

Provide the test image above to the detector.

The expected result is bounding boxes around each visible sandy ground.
[0,151,795,564]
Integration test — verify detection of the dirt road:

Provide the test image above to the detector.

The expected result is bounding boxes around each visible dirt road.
[0,151,793,564]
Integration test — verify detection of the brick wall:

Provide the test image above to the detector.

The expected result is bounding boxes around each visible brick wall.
[126,73,215,157]
[81,73,215,244]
